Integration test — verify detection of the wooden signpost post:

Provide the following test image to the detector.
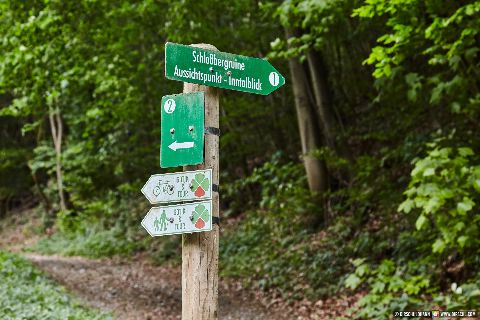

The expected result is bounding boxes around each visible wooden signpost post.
[181,44,220,319]
[141,42,284,319]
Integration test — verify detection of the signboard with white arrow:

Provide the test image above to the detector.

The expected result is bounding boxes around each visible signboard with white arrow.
[160,92,204,168]
[141,169,212,204]
[142,200,212,237]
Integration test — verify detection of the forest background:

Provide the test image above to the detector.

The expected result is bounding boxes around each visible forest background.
[1,0,479,318]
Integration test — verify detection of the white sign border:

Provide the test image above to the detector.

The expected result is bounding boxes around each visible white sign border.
[141,200,213,237]
[141,168,213,204]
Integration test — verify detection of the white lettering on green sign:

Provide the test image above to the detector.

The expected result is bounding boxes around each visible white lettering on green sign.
[160,92,204,168]
[165,42,285,95]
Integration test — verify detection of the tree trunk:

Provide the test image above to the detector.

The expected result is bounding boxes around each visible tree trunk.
[306,50,337,151]
[30,169,52,214]
[286,28,328,193]
[307,49,353,186]
[49,107,67,211]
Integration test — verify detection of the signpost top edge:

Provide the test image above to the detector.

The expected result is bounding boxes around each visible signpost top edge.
[161,91,205,99]
[165,42,278,68]
[145,199,212,211]
[146,168,212,180]
[146,197,213,205]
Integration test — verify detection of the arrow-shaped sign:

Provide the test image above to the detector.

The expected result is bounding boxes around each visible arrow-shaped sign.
[141,169,212,204]
[168,140,194,151]
[165,42,285,95]
[142,200,213,237]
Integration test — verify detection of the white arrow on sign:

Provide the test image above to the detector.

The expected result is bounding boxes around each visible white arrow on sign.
[168,140,194,151]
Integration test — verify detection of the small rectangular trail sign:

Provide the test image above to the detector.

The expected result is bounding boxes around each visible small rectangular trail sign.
[142,200,212,237]
[161,92,204,168]
[165,42,285,95]
[141,169,212,204]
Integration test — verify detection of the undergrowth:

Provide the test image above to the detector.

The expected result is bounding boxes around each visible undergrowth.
[220,154,352,299]
[31,189,148,258]
[25,152,480,318]
[0,250,111,319]
[32,227,144,258]
[220,211,352,299]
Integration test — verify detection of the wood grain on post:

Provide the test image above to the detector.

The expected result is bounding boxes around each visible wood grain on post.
[182,43,220,320]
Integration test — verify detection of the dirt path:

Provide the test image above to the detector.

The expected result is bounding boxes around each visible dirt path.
[25,253,289,320]
[1,209,359,319]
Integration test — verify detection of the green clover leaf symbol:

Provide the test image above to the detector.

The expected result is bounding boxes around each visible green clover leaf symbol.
[191,173,210,191]
[192,204,210,223]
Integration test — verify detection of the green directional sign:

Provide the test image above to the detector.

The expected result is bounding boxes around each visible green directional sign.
[160,92,204,168]
[165,42,285,95]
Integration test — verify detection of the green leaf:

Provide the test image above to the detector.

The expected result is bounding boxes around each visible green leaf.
[432,239,446,253]
[453,222,465,231]
[423,167,435,177]
[473,179,480,192]
[425,197,440,213]
[416,215,427,230]
[450,102,461,113]
[440,188,454,199]
[398,199,414,213]
[469,289,480,297]
[371,281,385,293]
[356,264,369,277]
[457,236,468,248]
[458,147,474,157]
[457,198,474,215]
[352,258,366,267]
[345,274,362,290]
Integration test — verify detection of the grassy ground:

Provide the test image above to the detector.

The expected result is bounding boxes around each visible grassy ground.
[0,249,112,320]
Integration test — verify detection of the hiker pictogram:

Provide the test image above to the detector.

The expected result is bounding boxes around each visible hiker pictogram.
[154,210,168,232]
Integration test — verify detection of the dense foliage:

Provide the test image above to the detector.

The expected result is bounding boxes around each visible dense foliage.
[0,0,293,215]
[0,250,110,319]
[1,0,479,318]
[336,1,480,317]
[221,155,352,298]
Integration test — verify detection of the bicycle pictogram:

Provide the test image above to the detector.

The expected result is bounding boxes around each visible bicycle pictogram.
[153,180,175,197]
